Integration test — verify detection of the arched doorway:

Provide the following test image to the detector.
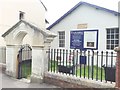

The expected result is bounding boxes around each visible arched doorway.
[2,20,56,82]
[17,44,32,79]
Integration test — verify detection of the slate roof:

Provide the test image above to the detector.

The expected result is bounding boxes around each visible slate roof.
[47,1,119,30]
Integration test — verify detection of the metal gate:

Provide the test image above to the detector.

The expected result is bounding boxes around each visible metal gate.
[18,44,32,79]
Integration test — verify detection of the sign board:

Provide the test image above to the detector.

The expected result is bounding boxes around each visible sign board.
[70,30,98,50]
[77,23,87,29]
[70,31,84,49]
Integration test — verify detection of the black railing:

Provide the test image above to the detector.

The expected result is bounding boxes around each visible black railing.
[48,49,117,83]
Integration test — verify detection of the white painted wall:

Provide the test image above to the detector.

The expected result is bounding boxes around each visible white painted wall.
[50,4,118,51]
[31,47,44,80]
[5,46,17,77]
[0,0,46,46]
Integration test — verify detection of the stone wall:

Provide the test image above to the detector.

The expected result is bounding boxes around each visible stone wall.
[114,47,120,89]
[44,72,115,88]
[0,47,6,64]
[0,63,6,73]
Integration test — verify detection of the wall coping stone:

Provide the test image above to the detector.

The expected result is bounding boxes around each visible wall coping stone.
[45,72,115,88]
[114,47,120,52]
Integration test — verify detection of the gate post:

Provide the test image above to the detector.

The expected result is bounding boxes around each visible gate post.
[31,46,45,83]
[114,47,120,89]
[5,45,20,78]
[31,36,56,83]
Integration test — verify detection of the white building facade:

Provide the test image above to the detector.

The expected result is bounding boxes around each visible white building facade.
[47,2,119,52]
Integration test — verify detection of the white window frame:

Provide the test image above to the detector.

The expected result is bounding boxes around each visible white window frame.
[106,27,119,50]
[58,31,65,47]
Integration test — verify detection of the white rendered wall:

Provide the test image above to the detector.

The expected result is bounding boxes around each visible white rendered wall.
[31,46,44,83]
[6,46,19,77]
[0,0,46,46]
[50,5,118,51]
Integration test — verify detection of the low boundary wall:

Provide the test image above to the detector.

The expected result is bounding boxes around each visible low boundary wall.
[44,72,115,88]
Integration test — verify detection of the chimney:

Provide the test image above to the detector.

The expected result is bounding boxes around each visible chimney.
[19,11,25,20]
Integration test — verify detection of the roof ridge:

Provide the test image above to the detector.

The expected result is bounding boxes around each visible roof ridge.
[82,1,118,14]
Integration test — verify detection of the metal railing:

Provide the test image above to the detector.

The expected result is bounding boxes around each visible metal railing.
[48,49,117,83]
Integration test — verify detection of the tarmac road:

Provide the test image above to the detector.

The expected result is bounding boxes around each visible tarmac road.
[0,70,59,89]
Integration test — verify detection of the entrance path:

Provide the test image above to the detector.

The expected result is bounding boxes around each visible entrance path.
[0,70,59,89]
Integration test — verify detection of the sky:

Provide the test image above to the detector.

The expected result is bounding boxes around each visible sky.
[42,0,120,26]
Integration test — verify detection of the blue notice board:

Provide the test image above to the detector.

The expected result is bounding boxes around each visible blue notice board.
[70,31,84,49]
[70,30,98,50]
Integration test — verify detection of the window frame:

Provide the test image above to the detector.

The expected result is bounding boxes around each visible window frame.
[106,27,119,50]
[58,31,65,48]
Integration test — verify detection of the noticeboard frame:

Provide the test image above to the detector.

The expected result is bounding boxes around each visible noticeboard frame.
[70,29,98,50]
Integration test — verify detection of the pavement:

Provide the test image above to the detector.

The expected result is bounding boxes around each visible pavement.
[0,69,60,89]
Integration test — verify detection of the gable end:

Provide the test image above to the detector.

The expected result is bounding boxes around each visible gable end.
[47,1,119,30]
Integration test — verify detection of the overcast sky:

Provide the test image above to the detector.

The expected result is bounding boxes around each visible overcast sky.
[42,0,120,26]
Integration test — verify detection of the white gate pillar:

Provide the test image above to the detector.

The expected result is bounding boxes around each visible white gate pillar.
[5,45,20,78]
[31,37,56,83]
[31,46,45,83]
